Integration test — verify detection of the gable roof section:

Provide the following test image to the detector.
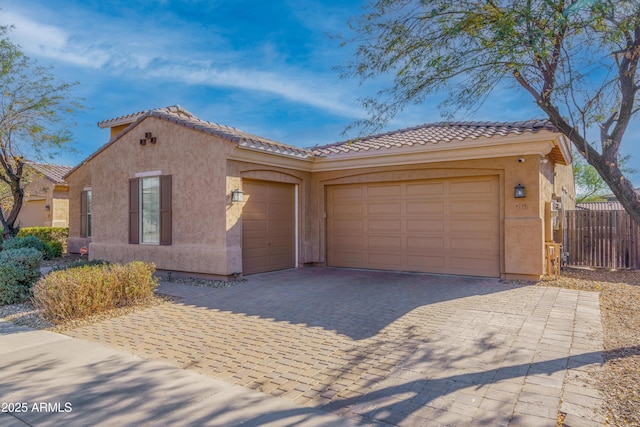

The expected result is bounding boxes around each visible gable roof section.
[27,162,73,185]
[312,120,558,156]
[66,105,314,178]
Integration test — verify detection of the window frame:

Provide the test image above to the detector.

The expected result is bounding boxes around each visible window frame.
[129,175,171,246]
[80,189,92,238]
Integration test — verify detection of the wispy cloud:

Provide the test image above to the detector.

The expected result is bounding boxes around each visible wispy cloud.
[0,7,364,119]
[151,64,364,118]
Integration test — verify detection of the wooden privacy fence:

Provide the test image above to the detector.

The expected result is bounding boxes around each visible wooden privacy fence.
[565,210,640,269]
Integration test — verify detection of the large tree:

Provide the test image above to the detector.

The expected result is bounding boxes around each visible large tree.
[340,0,640,224]
[0,26,79,238]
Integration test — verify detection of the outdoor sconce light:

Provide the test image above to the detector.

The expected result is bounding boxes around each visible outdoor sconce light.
[231,189,244,203]
[514,184,526,198]
[45,205,50,211]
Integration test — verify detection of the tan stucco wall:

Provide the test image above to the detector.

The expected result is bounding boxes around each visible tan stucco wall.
[16,174,69,228]
[51,185,70,227]
[68,116,237,274]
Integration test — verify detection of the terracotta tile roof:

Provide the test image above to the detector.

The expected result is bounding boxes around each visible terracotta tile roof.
[311,120,558,155]
[144,106,314,158]
[27,161,73,184]
[66,105,315,179]
[577,201,626,211]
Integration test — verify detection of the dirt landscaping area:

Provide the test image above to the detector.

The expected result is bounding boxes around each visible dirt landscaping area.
[539,268,640,426]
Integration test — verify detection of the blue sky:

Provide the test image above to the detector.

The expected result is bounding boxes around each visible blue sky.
[1,0,639,186]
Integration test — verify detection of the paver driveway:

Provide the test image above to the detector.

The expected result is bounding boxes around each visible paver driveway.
[65,268,605,426]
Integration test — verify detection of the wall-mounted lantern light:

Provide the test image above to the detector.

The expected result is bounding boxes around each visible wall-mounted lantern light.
[231,189,244,203]
[514,184,526,198]
[45,205,51,211]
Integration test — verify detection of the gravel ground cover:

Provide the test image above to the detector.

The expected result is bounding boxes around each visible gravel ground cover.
[0,264,637,425]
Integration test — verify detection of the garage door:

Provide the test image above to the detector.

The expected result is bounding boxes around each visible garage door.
[242,180,296,275]
[326,176,500,277]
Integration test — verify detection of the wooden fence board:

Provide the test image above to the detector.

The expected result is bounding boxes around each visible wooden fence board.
[565,210,640,269]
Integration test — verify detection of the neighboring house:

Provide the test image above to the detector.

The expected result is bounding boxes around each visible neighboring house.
[577,201,626,211]
[65,105,575,281]
[14,162,72,228]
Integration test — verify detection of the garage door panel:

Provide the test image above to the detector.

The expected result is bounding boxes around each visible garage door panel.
[330,251,364,266]
[331,219,363,232]
[450,199,496,215]
[333,187,363,199]
[242,181,295,275]
[367,202,401,215]
[407,218,445,233]
[406,200,445,215]
[450,236,498,251]
[450,218,497,233]
[327,176,500,277]
[406,182,445,196]
[407,255,446,269]
[367,219,402,232]
[367,184,401,198]
[331,235,363,250]
[367,235,402,249]
[367,252,403,266]
[332,203,363,215]
[407,236,446,250]
[450,179,495,195]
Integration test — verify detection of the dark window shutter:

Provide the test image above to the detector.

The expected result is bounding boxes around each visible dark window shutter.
[160,175,172,245]
[80,191,87,238]
[129,178,140,244]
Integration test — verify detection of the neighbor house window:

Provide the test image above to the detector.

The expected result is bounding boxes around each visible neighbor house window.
[129,175,172,245]
[80,190,92,238]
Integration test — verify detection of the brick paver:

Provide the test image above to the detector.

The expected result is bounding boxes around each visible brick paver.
[65,268,605,426]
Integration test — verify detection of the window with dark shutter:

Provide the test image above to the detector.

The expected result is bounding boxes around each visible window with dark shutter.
[160,175,172,245]
[129,178,140,244]
[129,175,171,245]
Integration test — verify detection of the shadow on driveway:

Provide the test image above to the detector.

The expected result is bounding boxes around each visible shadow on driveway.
[159,267,522,340]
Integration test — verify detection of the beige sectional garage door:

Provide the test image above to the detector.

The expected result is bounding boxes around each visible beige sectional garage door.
[242,180,296,275]
[326,176,500,277]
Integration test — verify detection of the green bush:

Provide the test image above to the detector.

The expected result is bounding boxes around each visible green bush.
[32,262,159,324]
[1,235,61,260]
[17,227,68,246]
[3,235,46,252]
[0,248,43,305]
[44,241,63,259]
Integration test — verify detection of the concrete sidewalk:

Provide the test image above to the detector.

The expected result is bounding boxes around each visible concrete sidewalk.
[0,319,369,427]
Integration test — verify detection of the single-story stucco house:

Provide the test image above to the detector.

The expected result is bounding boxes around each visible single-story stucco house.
[65,105,574,281]
[14,162,72,228]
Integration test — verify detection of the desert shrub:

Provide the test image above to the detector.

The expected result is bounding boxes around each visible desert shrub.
[0,248,43,305]
[52,259,109,271]
[32,262,159,324]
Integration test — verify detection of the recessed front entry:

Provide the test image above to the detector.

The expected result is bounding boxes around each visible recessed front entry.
[326,176,500,277]
[241,180,296,275]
